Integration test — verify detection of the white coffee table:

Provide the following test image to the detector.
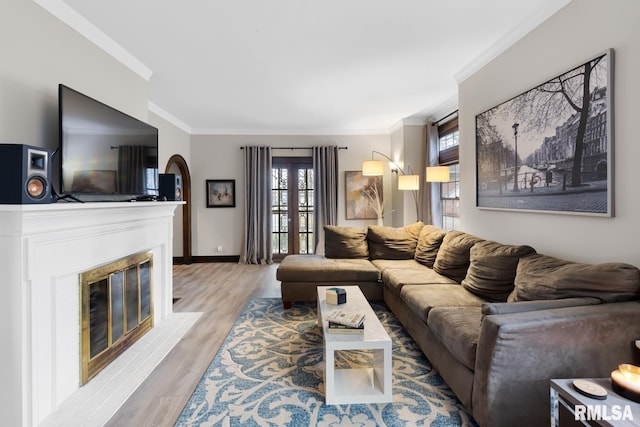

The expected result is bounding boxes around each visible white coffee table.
[316,286,392,405]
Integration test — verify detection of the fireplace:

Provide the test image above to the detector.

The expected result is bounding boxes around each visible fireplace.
[0,202,181,426]
[80,251,154,384]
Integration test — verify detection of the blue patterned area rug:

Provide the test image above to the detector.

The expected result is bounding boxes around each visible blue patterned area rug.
[175,298,477,426]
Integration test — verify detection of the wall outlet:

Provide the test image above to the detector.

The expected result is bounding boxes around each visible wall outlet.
[217,245,223,252]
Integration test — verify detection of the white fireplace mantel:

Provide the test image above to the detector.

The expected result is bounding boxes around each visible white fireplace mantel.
[0,201,181,427]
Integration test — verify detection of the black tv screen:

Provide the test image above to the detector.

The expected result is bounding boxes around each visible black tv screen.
[59,84,159,201]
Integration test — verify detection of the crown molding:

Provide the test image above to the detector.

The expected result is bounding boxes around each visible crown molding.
[401,117,428,127]
[33,0,153,81]
[426,95,459,124]
[454,0,572,84]
[148,102,192,134]
[388,120,404,135]
[171,117,427,137]
[190,127,391,136]
[388,118,427,135]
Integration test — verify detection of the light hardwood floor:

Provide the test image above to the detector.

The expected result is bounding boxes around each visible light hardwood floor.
[104,262,281,427]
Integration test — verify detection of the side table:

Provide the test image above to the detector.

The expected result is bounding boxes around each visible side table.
[551,378,640,426]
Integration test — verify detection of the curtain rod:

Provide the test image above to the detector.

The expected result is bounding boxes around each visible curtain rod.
[433,110,458,127]
[240,146,348,150]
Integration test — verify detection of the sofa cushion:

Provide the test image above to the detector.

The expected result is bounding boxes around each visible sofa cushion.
[367,221,423,260]
[414,225,447,268]
[433,231,484,283]
[370,259,421,274]
[427,306,482,371]
[382,263,458,296]
[276,255,380,282]
[324,225,369,259]
[400,284,485,323]
[461,241,536,302]
[510,254,640,303]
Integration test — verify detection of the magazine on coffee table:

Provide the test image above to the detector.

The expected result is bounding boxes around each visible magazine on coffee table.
[326,310,365,328]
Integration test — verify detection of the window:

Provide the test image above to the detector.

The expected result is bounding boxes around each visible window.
[440,163,459,230]
[272,158,314,260]
[438,118,459,230]
[439,131,459,151]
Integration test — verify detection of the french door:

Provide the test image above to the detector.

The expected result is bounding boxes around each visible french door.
[272,157,314,260]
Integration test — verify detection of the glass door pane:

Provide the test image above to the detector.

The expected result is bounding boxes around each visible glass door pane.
[271,167,289,255]
[297,167,313,254]
[272,158,314,258]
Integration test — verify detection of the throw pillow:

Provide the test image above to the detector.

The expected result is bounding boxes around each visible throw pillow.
[414,225,447,268]
[324,225,369,259]
[511,254,640,303]
[367,221,424,260]
[461,240,536,302]
[432,231,484,283]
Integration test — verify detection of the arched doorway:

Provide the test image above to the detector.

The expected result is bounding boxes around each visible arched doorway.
[165,154,192,264]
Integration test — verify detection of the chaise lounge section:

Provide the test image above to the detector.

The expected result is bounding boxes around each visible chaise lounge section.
[277,254,382,309]
[276,222,640,426]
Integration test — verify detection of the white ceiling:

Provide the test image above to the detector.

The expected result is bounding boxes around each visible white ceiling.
[47,0,570,135]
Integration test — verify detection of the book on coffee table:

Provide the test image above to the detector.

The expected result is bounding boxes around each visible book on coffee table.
[326,310,365,328]
[327,321,364,335]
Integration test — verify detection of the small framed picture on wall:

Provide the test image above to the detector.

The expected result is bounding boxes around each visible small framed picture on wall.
[206,179,236,208]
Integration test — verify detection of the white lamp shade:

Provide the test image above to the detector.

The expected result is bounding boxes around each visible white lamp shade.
[398,174,420,190]
[426,166,450,182]
[362,160,384,176]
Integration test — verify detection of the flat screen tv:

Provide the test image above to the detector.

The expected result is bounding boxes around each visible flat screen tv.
[59,84,159,201]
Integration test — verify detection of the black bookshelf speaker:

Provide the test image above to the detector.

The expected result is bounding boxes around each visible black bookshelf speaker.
[159,173,182,201]
[0,144,52,204]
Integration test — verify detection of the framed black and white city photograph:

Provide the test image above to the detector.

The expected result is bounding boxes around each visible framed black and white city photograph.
[475,49,614,216]
[206,179,236,208]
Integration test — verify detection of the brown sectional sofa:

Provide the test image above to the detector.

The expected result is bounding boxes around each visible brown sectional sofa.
[276,222,640,426]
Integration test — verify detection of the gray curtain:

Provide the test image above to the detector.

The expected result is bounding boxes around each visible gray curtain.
[313,145,338,255]
[420,123,443,228]
[240,146,273,264]
[118,145,147,194]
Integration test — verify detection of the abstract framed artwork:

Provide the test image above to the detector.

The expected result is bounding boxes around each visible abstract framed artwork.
[206,179,236,208]
[475,49,614,216]
[345,171,383,220]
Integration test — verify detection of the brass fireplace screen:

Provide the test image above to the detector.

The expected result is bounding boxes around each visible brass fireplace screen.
[80,251,154,385]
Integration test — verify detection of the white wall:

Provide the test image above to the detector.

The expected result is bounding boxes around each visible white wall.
[148,111,192,257]
[0,0,148,194]
[149,111,191,175]
[389,124,425,226]
[389,126,404,226]
[190,134,391,256]
[402,125,425,225]
[459,0,640,265]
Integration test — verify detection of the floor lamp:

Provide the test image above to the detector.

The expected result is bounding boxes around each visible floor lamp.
[362,151,420,221]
